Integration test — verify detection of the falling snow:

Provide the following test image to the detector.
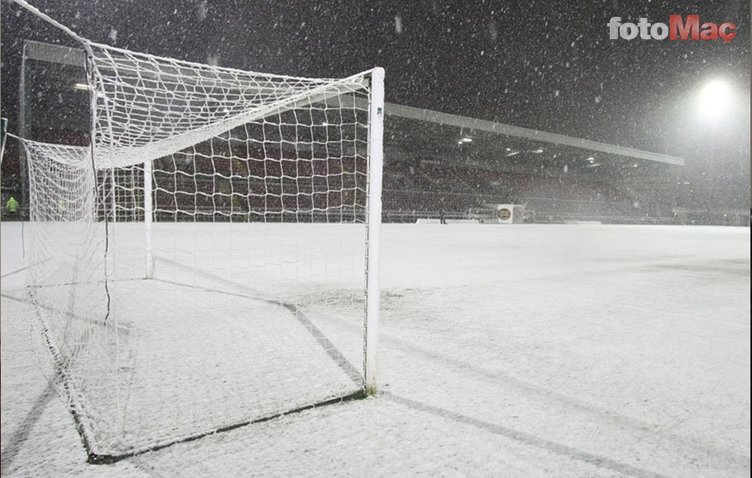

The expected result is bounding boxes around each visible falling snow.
[0,1,749,474]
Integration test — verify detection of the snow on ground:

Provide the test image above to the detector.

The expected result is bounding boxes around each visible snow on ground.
[1,222,749,476]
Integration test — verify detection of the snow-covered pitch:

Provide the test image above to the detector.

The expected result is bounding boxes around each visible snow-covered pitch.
[1,222,749,476]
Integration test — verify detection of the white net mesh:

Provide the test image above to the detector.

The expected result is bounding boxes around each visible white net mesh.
[88,43,370,169]
[22,40,380,461]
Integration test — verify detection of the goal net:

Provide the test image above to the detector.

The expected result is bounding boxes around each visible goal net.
[20,37,383,463]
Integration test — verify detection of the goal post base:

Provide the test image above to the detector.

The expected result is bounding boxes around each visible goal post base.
[85,388,369,465]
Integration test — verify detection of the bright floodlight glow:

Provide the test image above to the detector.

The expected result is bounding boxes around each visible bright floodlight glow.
[697,79,733,120]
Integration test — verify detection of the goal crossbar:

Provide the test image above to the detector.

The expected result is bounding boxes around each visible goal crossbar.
[95,69,373,169]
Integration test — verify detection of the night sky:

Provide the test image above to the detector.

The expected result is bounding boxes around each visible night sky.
[1,0,750,205]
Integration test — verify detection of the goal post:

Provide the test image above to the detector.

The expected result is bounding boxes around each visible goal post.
[13,2,384,462]
[365,67,384,395]
[143,158,153,279]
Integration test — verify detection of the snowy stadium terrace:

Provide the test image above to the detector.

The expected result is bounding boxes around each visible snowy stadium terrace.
[7,40,749,228]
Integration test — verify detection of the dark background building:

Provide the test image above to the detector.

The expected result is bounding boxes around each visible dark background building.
[2,0,749,224]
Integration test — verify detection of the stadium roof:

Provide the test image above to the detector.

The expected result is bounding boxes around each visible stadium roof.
[21,40,686,173]
[384,102,684,166]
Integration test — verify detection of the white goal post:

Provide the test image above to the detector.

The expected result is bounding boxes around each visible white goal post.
[13,0,383,464]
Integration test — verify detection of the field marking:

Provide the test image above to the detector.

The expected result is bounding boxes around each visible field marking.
[311,298,751,468]
[154,257,365,387]
[0,292,102,466]
[0,259,50,279]
[380,329,752,467]
[0,379,58,474]
[383,392,671,478]
[0,292,131,333]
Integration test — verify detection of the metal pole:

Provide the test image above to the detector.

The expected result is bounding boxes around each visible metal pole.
[364,67,384,396]
[18,43,29,218]
[111,168,117,223]
[143,160,153,278]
